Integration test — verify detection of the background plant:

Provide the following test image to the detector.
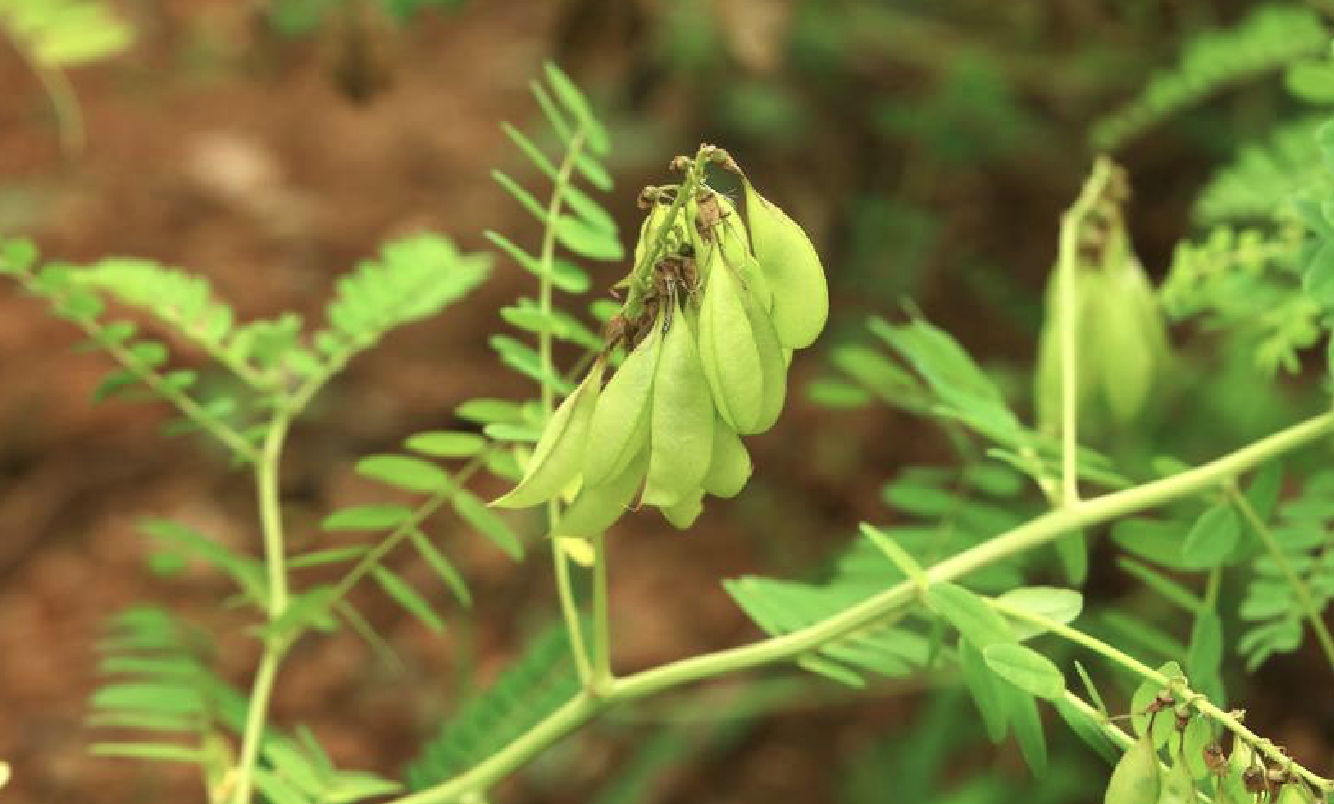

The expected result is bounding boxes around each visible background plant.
[7,2,1334,803]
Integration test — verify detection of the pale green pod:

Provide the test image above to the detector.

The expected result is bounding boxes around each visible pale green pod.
[743,180,828,349]
[492,361,605,508]
[553,449,648,540]
[1092,253,1168,424]
[584,325,661,487]
[662,487,705,529]
[1035,267,1102,433]
[698,250,765,432]
[744,288,788,435]
[643,298,716,508]
[1103,734,1161,804]
[702,417,751,498]
[743,253,773,313]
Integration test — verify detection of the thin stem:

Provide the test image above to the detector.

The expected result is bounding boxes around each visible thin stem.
[1228,485,1334,676]
[391,693,603,804]
[388,409,1334,804]
[3,24,84,158]
[12,273,261,461]
[592,531,612,689]
[229,415,294,804]
[1056,157,1114,506]
[622,145,712,316]
[326,459,485,613]
[989,597,1332,793]
[552,544,592,684]
[537,127,595,684]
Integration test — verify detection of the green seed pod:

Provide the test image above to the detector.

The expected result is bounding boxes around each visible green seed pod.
[662,487,705,529]
[702,417,751,498]
[584,324,661,487]
[743,180,828,349]
[643,297,716,508]
[743,285,788,435]
[1104,734,1161,804]
[1090,252,1170,424]
[492,360,605,509]
[553,448,648,540]
[698,249,765,432]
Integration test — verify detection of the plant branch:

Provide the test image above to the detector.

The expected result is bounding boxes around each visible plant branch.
[592,531,612,689]
[3,24,84,158]
[229,414,294,804]
[1228,484,1334,677]
[989,596,1333,792]
[537,126,595,685]
[392,409,1334,804]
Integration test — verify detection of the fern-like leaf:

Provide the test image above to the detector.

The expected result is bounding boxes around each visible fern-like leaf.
[1238,470,1334,670]
[1194,115,1329,224]
[1091,4,1327,150]
[404,619,582,789]
[317,233,491,362]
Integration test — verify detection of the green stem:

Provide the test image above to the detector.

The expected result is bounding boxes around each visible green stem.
[553,539,593,684]
[326,459,484,614]
[391,693,604,804]
[622,145,712,316]
[229,416,294,804]
[537,127,594,685]
[592,531,612,690]
[1056,157,1113,505]
[1228,485,1334,677]
[389,409,1334,804]
[3,24,84,158]
[988,597,1333,792]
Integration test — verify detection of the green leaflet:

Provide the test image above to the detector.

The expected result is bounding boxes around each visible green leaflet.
[926,583,1013,648]
[1104,734,1161,804]
[555,450,649,540]
[1181,503,1240,569]
[1157,753,1196,804]
[981,643,1066,700]
[1180,716,1213,780]
[492,361,604,509]
[702,418,752,498]
[743,180,828,349]
[958,639,1009,743]
[585,325,660,487]
[643,298,716,508]
[698,248,765,432]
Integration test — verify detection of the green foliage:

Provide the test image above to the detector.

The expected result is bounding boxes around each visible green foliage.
[265,0,467,38]
[1090,4,1328,150]
[404,620,581,790]
[1161,225,1315,375]
[1239,470,1334,670]
[319,234,492,368]
[0,0,132,67]
[1194,116,1330,225]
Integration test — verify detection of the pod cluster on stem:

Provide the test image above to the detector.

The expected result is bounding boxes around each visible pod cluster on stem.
[493,145,829,538]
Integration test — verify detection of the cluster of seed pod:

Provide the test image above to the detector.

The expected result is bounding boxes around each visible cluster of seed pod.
[1106,692,1314,804]
[492,147,828,537]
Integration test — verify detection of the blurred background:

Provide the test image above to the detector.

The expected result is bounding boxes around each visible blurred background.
[2,0,1332,802]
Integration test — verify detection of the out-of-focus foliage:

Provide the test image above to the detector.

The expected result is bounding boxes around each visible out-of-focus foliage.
[0,0,132,67]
